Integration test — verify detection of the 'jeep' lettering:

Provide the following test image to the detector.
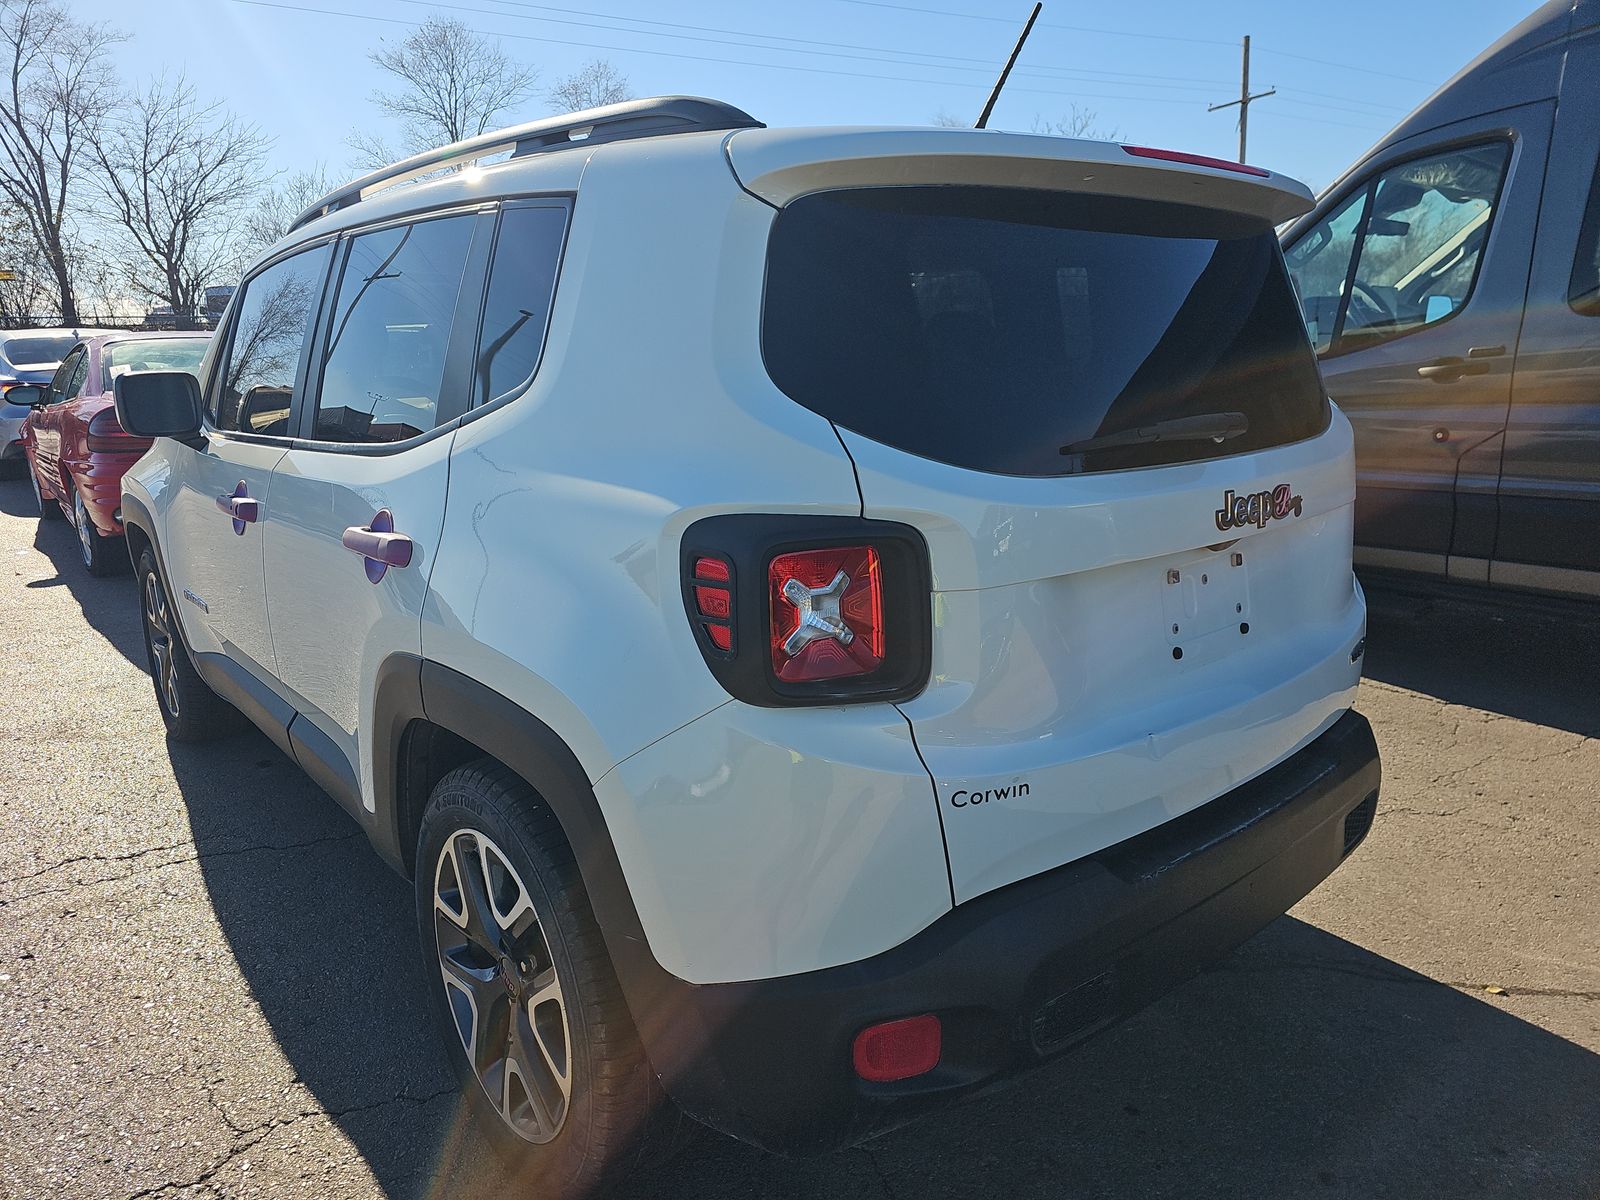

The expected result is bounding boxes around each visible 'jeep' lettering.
[950,782,1031,808]
[1215,483,1303,532]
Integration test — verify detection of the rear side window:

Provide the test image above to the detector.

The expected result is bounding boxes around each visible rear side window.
[313,214,475,443]
[474,203,567,407]
[1571,153,1600,316]
[4,335,76,366]
[214,244,331,437]
[762,187,1327,478]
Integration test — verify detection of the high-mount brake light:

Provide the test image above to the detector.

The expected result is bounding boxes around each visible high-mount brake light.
[767,545,884,683]
[1121,144,1272,178]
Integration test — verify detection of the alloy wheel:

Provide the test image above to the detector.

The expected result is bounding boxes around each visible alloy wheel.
[75,492,94,568]
[142,571,180,717]
[434,829,572,1144]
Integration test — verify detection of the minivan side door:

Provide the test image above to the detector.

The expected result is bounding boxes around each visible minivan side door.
[163,241,333,676]
[1493,41,1600,600]
[261,208,491,814]
[1284,103,1553,581]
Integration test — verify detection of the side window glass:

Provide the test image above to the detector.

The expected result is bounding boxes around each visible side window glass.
[1569,152,1600,316]
[475,204,567,407]
[1285,187,1368,353]
[64,352,88,400]
[1339,143,1510,351]
[313,214,475,443]
[46,350,82,404]
[215,244,331,436]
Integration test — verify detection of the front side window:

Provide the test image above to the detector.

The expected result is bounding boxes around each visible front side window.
[1570,151,1600,316]
[763,186,1327,478]
[1288,143,1510,356]
[474,203,567,408]
[46,348,84,405]
[214,244,331,437]
[102,338,210,392]
[312,214,475,443]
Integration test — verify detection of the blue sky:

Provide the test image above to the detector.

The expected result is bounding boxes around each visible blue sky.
[75,0,1534,193]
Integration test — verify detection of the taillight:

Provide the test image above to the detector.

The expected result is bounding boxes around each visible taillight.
[680,515,932,707]
[689,555,735,654]
[768,545,883,682]
[86,408,140,452]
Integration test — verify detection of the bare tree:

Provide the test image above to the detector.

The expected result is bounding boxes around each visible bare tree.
[0,0,122,324]
[350,16,537,169]
[930,109,966,128]
[0,201,47,323]
[547,59,630,114]
[1030,106,1121,141]
[244,166,333,256]
[92,75,271,329]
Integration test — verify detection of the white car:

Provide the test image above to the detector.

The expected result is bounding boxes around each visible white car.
[114,97,1381,1193]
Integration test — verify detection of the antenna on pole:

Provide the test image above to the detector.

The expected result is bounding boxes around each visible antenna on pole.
[976,3,1043,130]
[1208,35,1275,163]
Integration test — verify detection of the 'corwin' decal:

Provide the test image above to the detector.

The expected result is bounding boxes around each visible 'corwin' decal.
[950,782,1030,808]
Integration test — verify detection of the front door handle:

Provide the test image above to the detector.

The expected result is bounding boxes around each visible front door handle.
[342,508,414,583]
[1417,356,1492,383]
[214,481,258,534]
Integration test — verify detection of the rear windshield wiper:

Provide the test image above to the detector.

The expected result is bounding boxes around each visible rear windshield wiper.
[1060,412,1250,456]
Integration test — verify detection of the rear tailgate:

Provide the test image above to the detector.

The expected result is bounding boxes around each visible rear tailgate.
[740,131,1365,905]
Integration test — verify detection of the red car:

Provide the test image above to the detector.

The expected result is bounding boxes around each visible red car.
[18,332,210,575]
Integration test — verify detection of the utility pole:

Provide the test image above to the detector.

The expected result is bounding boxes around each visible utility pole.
[1208,35,1276,163]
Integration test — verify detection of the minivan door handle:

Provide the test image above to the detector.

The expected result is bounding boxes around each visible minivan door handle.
[1416,356,1491,382]
[342,508,414,583]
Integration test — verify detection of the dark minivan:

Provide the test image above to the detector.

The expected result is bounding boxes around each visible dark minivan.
[1282,0,1600,602]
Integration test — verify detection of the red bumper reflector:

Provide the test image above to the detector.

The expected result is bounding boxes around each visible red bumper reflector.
[852,1014,941,1083]
[693,585,730,619]
[693,556,731,582]
[706,623,732,651]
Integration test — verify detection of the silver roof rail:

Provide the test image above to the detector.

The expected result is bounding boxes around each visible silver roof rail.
[290,96,763,233]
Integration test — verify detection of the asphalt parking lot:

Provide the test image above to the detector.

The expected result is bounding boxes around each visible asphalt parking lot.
[1,477,1596,1200]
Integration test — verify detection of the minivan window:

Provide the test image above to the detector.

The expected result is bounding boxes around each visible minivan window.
[313,214,475,443]
[214,244,331,437]
[474,203,567,407]
[1287,143,1509,355]
[1570,153,1600,316]
[762,187,1328,478]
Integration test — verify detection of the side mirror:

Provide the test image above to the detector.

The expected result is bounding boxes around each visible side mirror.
[4,384,46,408]
[113,371,203,439]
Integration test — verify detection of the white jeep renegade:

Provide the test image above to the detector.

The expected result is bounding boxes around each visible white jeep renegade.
[115,98,1381,1192]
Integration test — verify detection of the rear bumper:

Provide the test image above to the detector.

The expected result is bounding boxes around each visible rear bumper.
[624,709,1380,1154]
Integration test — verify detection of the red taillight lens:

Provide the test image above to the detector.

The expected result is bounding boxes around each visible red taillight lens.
[768,545,884,683]
[852,1014,941,1083]
[1121,144,1272,177]
[690,554,734,654]
[86,407,140,452]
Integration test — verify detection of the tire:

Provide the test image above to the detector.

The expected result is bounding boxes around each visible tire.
[75,489,123,577]
[135,547,242,741]
[417,760,684,1197]
[30,461,61,520]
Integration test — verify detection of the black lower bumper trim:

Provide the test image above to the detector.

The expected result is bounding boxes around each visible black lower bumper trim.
[616,709,1382,1154]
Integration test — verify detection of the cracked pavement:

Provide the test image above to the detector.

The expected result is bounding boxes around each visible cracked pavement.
[2,478,1597,1199]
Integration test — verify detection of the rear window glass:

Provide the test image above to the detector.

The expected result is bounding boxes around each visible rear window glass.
[762,187,1328,477]
[102,338,209,391]
[4,335,77,366]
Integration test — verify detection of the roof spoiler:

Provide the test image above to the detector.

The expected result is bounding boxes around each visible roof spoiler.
[291,96,763,233]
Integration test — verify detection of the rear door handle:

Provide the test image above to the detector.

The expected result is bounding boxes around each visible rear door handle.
[1416,356,1491,382]
[215,481,258,533]
[342,508,414,583]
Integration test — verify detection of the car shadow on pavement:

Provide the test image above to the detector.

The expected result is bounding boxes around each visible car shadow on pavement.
[1362,581,1600,738]
[0,478,145,671]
